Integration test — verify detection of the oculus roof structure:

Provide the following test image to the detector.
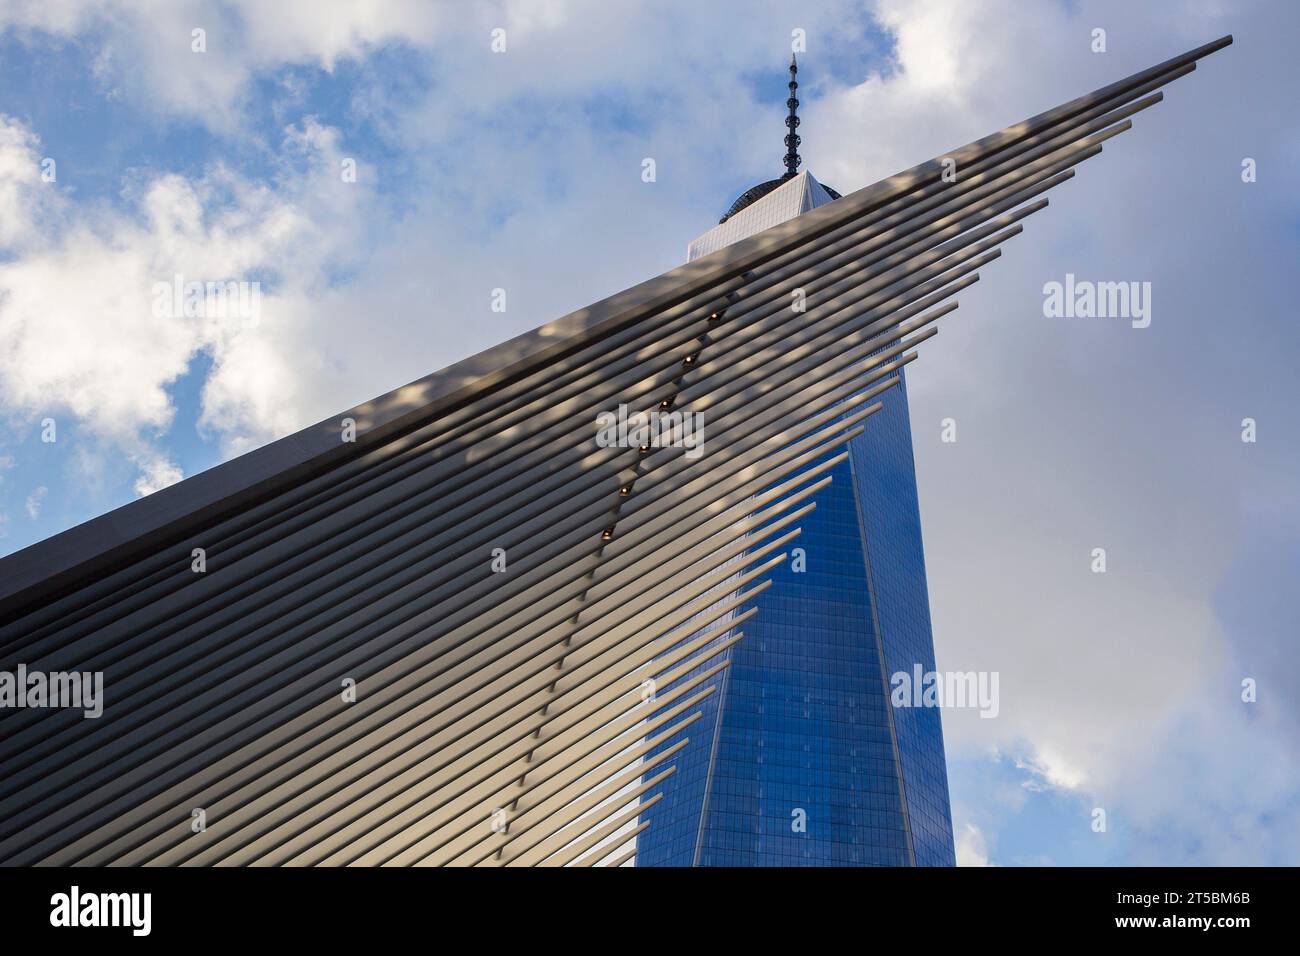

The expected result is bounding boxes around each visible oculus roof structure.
[0,35,1232,866]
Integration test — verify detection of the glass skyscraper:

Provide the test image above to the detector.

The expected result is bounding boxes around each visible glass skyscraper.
[636,88,956,865]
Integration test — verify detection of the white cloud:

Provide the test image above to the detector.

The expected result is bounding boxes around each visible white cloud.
[131,456,181,498]
[0,117,51,247]
[955,822,993,867]
[23,484,46,518]
[1014,749,1087,793]
[0,109,376,489]
[0,1,447,130]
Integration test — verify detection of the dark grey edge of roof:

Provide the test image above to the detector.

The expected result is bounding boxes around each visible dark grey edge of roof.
[0,34,1231,619]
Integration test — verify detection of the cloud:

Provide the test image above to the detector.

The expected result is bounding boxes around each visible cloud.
[0,117,52,247]
[1014,749,1088,794]
[955,821,993,867]
[23,484,46,518]
[0,0,447,131]
[0,107,377,487]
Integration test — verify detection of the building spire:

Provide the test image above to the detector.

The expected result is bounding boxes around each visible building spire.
[782,53,801,180]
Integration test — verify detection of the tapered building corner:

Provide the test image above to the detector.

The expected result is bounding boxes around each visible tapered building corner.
[638,62,954,865]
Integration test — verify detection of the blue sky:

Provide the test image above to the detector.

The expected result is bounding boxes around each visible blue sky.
[1,0,1297,866]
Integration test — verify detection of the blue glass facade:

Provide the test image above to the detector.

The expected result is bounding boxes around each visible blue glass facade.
[637,370,955,867]
[637,170,955,867]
